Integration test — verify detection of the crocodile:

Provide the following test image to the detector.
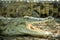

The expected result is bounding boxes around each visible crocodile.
[0,16,55,38]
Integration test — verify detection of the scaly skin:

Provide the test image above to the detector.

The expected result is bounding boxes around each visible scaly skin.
[0,17,53,37]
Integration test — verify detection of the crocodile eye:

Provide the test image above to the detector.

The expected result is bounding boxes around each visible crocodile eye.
[30,26,34,30]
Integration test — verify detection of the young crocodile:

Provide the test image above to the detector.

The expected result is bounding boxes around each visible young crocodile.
[0,16,54,37]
